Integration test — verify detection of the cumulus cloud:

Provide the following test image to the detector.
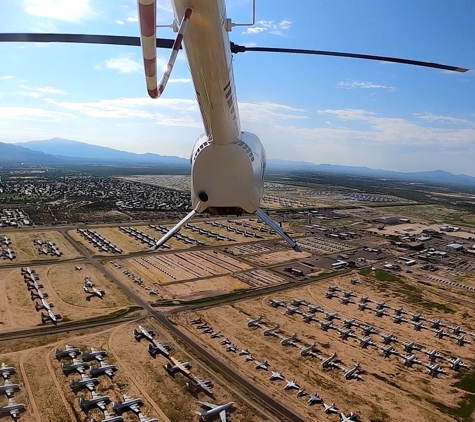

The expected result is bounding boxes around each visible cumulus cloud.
[104,57,142,74]
[242,20,292,36]
[0,76,15,80]
[115,19,124,25]
[24,0,94,23]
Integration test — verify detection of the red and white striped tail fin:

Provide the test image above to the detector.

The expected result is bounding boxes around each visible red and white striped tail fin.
[137,1,192,99]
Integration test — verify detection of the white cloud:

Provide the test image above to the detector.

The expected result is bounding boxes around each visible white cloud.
[242,19,292,36]
[414,113,475,126]
[127,15,138,22]
[0,106,75,121]
[104,57,142,74]
[19,91,41,98]
[240,102,307,123]
[0,76,15,80]
[24,0,94,23]
[169,78,191,83]
[115,19,124,25]
[36,86,66,94]
[338,81,396,91]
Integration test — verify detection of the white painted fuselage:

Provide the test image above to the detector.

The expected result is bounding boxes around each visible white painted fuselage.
[171,0,265,214]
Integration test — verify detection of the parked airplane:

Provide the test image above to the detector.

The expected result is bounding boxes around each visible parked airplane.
[0,398,25,420]
[284,306,301,316]
[296,388,307,398]
[392,315,408,324]
[325,290,339,299]
[401,341,421,353]
[254,360,269,371]
[0,380,20,398]
[220,338,231,346]
[210,330,222,338]
[453,335,471,346]
[225,343,237,352]
[380,333,397,344]
[360,325,378,336]
[79,391,111,412]
[327,285,341,292]
[357,302,372,312]
[165,357,191,376]
[380,345,399,358]
[201,327,213,334]
[238,349,250,356]
[301,313,318,324]
[284,380,300,391]
[425,363,447,377]
[84,286,106,300]
[55,345,81,360]
[35,298,54,312]
[423,349,444,362]
[263,324,280,337]
[41,309,62,324]
[75,266,83,271]
[112,394,143,414]
[91,410,124,422]
[374,309,389,318]
[0,363,16,379]
[429,319,446,329]
[307,393,323,406]
[324,312,340,321]
[401,354,422,367]
[300,343,318,357]
[392,307,407,316]
[247,315,264,327]
[342,319,359,329]
[148,340,171,358]
[432,328,450,339]
[30,289,48,300]
[62,358,90,375]
[358,337,376,349]
[340,412,359,422]
[344,363,363,381]
[448,325,466,335]
[268,299,286,308]
[269,371,285,382]
[320,321,335,331]
[359,296,372,304]
[281,333,298,346]
[191,317,204,325]
[195,401,234,421]
[338,328,357,341]
[291,298,308,307]
[342,290,357,298]
[89,361,118,378]
[26,279,43,291]
[374,301,390,310]
[187,376,214,396]
[411,313,425,322]
[133,326,155,342]
[307,305,323,313]
[340,296,355,305]
[320,353,338,369]
[446,357,468,371]
[81,347,107,362]
[323,402,338,414]
[412,321,427,331]
[70,374,100,392]
[137,413,159,422]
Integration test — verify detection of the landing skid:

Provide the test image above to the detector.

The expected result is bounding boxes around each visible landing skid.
[149,209,197,251]
[256,208,301,252]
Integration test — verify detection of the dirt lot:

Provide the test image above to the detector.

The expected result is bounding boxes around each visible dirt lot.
[171,272,475,422]
[0,230,82,266]
[0,320,268,422]
[0,263,133,332]
[243,249,312,266]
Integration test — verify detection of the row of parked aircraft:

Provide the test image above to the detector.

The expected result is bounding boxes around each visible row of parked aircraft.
[1,244,15,260]
[136,324,231,421]
[0,363,25,420]
[20,267,62,324]
[191,317,359,420]
[77,228,123,254]
[34,239,62,256]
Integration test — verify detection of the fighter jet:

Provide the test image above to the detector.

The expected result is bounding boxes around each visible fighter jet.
[323,402,338,414]
[300,343,318,357]
[112,394,143,414]
[360,325,378,336]
[401,341,421,353]
[191,317,204,325]
[238,349,250,356]
[247,315,264,327]
[375,301,390,310]
[195,401,234,421]
[374,308,389,318]
[263,324,280,337]
[338,328,357,340]
[342,319,359,329]
[411,313,425,322]
[340,412,359,422]
[432,328,450,339]
[448,325,466,336]
[392,315,408,324]
[429,319,446,329]
[70,374,100,392]
[281,333,298,346]
[320,321,335,331]
[401,354,422,367]
[35,299,54,312]
[268,299,286,308]
[164,357,191,376]
[380,345,399,358]
[358,337,376,349]
[89,361,118,378]
[147,340,171,358]
[308,304,323,313]
[412,321,427,331]
[291,298,308,307]
[75,266,83,271]
[340,296,355,305]
[56,345,82,360]
[301,313,318,323]
[254,360,269,371]
[186,376,214,396]
[0,398,25,420]
[81,347,107,362]
[296,388,307,398]
[327,285,341,292]
[284,306,301,316]
[357,302,372,312]
[423,349,444,362]
[344,363,363,381]
[350,278,360,285]
[446,357,469,371]
[392,307,407,316]
[307,393,323,406]
[342,290,357,298]
[320,352,338,369]
[359,296,372,304]
[453,335,471,346]
[220,338,231,345]
[325,290,339,299]
[201,327,213,334]
[269,371,285,381]
[79,391,111,412]
[133,326,155,342]
[0,380,20,398]
[0,363,16,379]
[210,331,222,338]
[324,312,340,321]
[284,380,300,391]
[225,344,237,353]
[425,363,447,377]
[62,358,89,375]
[380,333,397,345]
[40,309,62,324]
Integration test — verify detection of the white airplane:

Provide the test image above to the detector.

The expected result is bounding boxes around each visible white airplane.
[246,315,264,327]
[340,412,358,422]
[35,298,54,312]
[320,353,338,369]
[137,413,159,422]
[41,309,62,324]
[300,342,318,357]
[307,393,323,406]
[323,402,338,414]
[0,398,25,420]
[296,388,307,398]
[401,341,421,353]
[423,349,444,362]
[446,357,468,371]
[280,333,298,346]
[0,380,20,398]
[70,374,99,392]
[254,360,269,371]
[187,376,214,396]
[268,299,286,308]
[195,401,234,422]
[262,324,280,337]
[210,330,222,338]
[244,354,254,362]
[238,348,250,356]
[269,371,285,382]
[284,380,300,391]
[55,345,81,360]
[343,363,363,381]
[148,340,171,358]
[84,286,106,299]
[425,363,447,377]
[133,326,155,342]
[401,354,422,367]
[0,363,16,379]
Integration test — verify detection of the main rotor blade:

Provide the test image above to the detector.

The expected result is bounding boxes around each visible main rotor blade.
[230,43,468,73]
[0,33,176,49]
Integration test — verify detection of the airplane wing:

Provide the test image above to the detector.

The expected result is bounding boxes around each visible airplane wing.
[219,410,227,422]
[105,369,114,377]
[198,401,217,409]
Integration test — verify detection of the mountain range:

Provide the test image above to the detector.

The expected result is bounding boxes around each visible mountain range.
[1,137,474,186]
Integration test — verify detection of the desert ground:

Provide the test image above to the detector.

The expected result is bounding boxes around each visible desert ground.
[0,230,82,265]
[171,272,475,422]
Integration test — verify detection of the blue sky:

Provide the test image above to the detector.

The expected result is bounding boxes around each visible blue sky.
[0,0,474,174]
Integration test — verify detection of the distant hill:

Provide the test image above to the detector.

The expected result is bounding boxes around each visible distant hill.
[16,137,188,165]
[0,142,62,165]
